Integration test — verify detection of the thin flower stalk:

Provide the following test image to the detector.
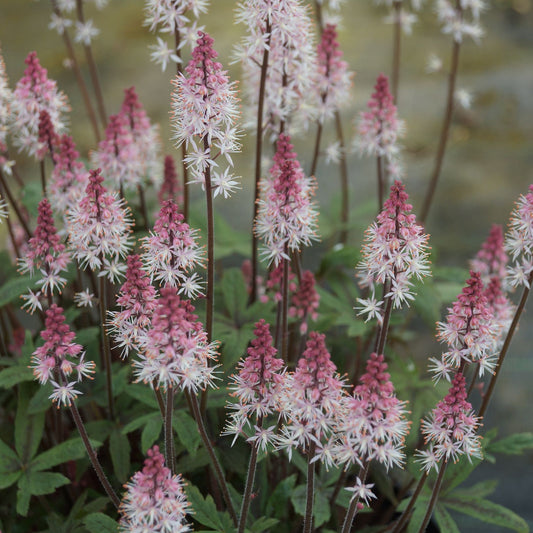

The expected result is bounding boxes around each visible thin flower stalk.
[224,319,284,532]
[420,0,484,223]
[341,463,372,533]
[0,167,32,238]
[479,186,533,415]
[309,22,352,244]
[75,0,107,127]
[48,0,101,141]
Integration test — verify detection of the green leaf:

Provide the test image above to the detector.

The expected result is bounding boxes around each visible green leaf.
[434,504,461,533]
[0,276,39,307]
[266,474,297,518]
[122,413,156,435]
[125,383,159,409]
[110,429,131,484]
[441,453,483,495]
[26,471,70,495]
[443,497,529,533]
[15,384,45,462]
[221,268,247,318]
[0,470,22,490]
[487,432,533,456]
[448,479,498,500]
[82,512,118,533]
[16,478,31,516]
[0,438,20,474]
[141,416,162,452]
[185,484,232,531]
[412,280,442,328]
[27,383,53,414]
[21,180,42,216]
[290,484,330,528]
[248,517,279,532]
[0,365,34,388]
[173,410,201,457]
[32,438,100,471]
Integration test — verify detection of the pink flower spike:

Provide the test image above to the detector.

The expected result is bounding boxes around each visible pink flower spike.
[354,74,404,180]
[224,319,285,445]
[276,332,345,461]
[357,180,431,311]
[433,271,497,379]
[108,254,157,359]
[159,155,183,207]
[133,287,219,392]
[235,0,318,133]
[66,168,133,282]
[333,353,410,470]
[471,225,508,282]
[12,51,70,158]
[314,23,352,125]
[171,31,240,198]
[142,199,204,295]
[91,87,161,193]
[19,198,70,306]
[31,304,95,407]
[417,373,482,470]
[49,134,88,216]
[505,184,533,289]
[289,270,320,334]
[37,109,58,161]
[119,445,192,532]
[255,134,319,266]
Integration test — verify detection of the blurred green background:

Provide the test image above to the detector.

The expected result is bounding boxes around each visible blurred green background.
[1,0,533,529]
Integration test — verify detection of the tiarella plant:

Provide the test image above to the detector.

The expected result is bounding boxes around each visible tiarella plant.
[0,2,532,533]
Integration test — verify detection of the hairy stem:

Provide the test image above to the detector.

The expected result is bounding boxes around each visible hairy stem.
[76,0,107,128]
[50,0,101,142]
[238,417,263,533]
[251,18,272,304]
[69,401,120,508]
[391,471,428,533]
[417,462,447,533]
[165,386,175,474]
[98,274,115,420]
[341,463,370,533]
[391,0,402,103]
[303,441,317,533]
[334,111,350,244]
[420,19,462,224]
[479,272,533,418]
[0,168,32,238]
[186,390,238,526]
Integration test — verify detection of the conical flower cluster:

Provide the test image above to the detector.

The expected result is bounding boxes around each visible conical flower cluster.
[276,332,345,463]
[11,51,70,158]
[133,288,218,392]
[119,445,191,532]
[356,180,430,316]
[429,271,497,381]
[255,134,319,266]
[417,373,482,472]
[171,31,240,198]
[142,199,204,296]
[224,319,284,449]
[332,353,409,470]
[66,168,133,282]
[31,305,95,407]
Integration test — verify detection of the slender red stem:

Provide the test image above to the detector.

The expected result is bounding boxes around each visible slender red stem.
[417,462,447,533]
[420,9,462,224]
[251,19,272,304]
